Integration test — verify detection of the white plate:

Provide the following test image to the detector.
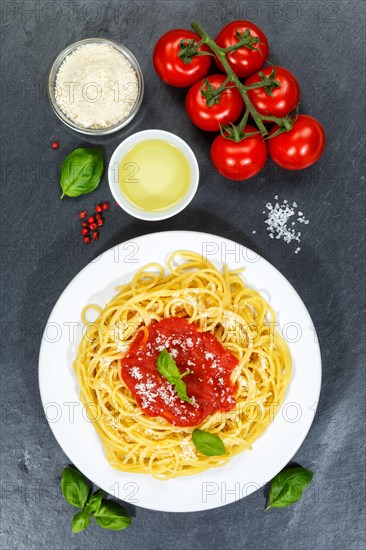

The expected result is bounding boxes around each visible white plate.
[38,231,321,513]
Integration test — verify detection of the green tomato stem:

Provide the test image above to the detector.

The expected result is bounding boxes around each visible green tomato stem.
[237,109,250,133]
[245,81,268,90]
[191,20,287,138]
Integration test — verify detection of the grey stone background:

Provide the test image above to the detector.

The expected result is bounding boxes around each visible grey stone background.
[1,1,365,549]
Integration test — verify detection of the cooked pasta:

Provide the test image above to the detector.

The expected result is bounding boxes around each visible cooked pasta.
[73,251,291,479]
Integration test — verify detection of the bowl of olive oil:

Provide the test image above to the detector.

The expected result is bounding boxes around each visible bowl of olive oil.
[108,130,199,220]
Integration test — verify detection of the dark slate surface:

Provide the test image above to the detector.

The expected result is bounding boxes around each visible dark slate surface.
[1,1,365,548]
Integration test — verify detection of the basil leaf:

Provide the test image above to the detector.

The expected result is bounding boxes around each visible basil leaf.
[60,147,104,199]
[175,378,192,403]
[94,500,131,531]
[192,429,226,456]
[266,466,313,510]
[72,510,91,533]
[156,349,192,403]
[61,466,90,508]
[84,489,105,514]
[156,349,181,383]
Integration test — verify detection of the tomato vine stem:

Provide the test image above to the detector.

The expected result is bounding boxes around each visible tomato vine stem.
[191,20,289,140]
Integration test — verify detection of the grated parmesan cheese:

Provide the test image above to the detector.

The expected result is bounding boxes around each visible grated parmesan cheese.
[115,341,130,354]
[180,437,197,461]
[55,43,139,129]
[130,367,143,380]
[99,357,113,368]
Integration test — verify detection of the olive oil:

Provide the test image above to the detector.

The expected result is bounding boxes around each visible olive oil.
[119,140,191,212]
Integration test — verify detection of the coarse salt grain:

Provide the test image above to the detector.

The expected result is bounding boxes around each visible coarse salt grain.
[55,43,139,129]
[261,196,310,252]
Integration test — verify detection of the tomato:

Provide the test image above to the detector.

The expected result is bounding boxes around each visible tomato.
[185,74,243,132]
[245,66,300,118]
[215,21,269,78]
[211,125,268,180]
[268,115,326,170]
[153,29,211,87]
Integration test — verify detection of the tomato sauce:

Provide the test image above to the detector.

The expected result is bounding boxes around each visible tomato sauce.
[121,317,237,427]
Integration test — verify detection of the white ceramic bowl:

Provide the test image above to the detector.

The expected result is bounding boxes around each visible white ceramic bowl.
[108,129,199,221]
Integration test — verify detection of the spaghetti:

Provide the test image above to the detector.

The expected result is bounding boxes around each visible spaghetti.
[73,251,291,479]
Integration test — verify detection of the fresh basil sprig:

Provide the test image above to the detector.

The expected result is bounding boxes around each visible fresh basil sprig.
[61,466,131,533]
[156,349,192,403]
[265,466,313,510]
[192,428,226,456]
[60,147,104,200]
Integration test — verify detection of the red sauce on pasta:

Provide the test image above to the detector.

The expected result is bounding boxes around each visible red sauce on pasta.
[121,317,237,427]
